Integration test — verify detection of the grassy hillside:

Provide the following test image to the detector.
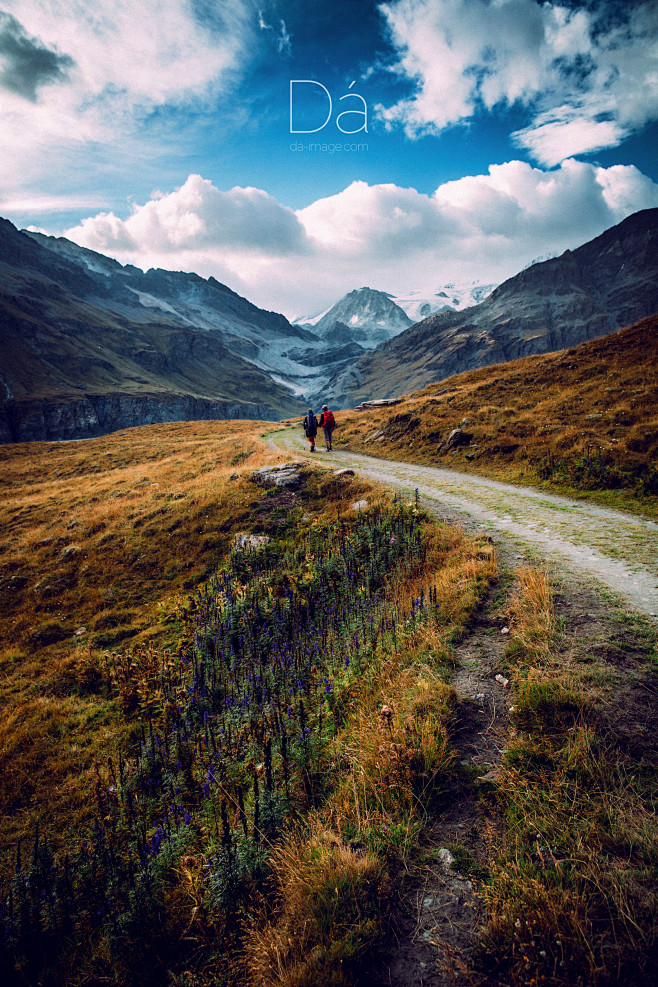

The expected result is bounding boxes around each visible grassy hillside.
[0,422,274,876]
[0,421,496,985]
[335,314,658,516]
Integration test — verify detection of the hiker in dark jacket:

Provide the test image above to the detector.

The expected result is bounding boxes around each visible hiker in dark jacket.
[318,405,335,450]
[303,409,318,451]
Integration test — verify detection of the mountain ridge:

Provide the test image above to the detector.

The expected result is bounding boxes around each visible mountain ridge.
[0,219,308,442]
[323,208,658,406]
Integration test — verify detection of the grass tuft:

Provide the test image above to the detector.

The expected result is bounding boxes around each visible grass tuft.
[244,824,384,987]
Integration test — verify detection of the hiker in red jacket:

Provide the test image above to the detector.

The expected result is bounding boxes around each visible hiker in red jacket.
[318,404,335,451]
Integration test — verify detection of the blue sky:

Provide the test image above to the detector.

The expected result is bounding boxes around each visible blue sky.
[0,0,657,316]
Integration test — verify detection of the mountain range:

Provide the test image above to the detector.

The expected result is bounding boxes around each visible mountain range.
[1,208,657,443]
[294,282,497,334]
[323,207,658,407]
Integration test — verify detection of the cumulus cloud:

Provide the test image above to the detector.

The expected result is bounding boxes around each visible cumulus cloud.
[376,0,658,163]
[64,161,658,318]
[67,175,309,257]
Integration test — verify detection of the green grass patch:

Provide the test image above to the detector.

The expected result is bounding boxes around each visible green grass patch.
[479,570,658,987]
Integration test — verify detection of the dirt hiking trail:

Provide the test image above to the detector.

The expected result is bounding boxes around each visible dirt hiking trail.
[269,429,657,986]
[269,430,658,622]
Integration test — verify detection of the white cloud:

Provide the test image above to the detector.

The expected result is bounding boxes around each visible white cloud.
[0,1,254,194]
[376,0,658,162]
[64,161,658,318]
[67,174,309,257]
[2,0,250,105]
[595,164,658,218]
[512,103,629,168]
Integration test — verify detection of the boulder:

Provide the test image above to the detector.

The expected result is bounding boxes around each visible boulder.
[251,463,303,489]
[234,533,270,551]
[357,398,402,409]
[438,428,474,453]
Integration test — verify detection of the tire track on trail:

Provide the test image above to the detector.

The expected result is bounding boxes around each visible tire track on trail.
[268,429,658,621]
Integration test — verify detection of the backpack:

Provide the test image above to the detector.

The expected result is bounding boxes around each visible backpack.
[305,413,317,434]
[323,409,335,429]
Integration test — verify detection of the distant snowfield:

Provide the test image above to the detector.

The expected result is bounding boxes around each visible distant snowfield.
[392,282,497,321]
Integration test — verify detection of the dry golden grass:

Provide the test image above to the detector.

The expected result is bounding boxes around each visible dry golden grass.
[506,566,556,660]
[0,419,328,876]
[333,670,455,827]
[244,823,384,987]
[330,315,658,515]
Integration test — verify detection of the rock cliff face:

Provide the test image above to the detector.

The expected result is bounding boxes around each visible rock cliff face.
[325,208,658,406]
[0,219,306,442]
[0,393,279,444]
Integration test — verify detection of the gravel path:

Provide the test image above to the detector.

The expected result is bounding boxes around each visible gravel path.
[269,430,658,621]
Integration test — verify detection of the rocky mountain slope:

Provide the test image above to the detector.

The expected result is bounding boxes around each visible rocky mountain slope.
[324,208,658,406]
[299,287,413,347]
[0,219,309,442]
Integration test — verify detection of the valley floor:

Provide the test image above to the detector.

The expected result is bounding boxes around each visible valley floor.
[270,428,658,622]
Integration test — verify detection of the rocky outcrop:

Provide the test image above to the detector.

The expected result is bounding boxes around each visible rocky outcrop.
[0,393,280,444]
[233,533,271,551]
[250,463,304,489]
[438,428,474,453]
[357,398,402,410]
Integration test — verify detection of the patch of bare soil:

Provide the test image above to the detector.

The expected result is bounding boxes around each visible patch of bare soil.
[255,488,303,533]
